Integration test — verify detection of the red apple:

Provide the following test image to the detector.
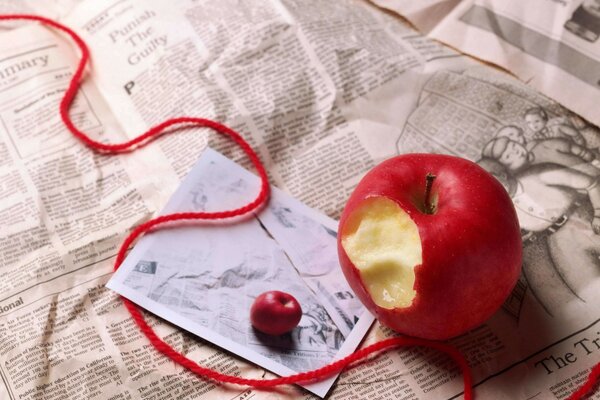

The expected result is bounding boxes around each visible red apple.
[250,291,303,335]
[338,153,522,340]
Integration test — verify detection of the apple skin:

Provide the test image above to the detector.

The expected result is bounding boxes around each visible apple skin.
[250,291,303,335]
[338,153,522,340]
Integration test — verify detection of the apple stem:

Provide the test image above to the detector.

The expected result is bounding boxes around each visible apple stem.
[424,173,436,214]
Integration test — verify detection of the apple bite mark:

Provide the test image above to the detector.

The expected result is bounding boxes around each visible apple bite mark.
[341,196,422,309]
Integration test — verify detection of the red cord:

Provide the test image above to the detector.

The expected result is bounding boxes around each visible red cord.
[567,363,600,400]
[2,13,598,400]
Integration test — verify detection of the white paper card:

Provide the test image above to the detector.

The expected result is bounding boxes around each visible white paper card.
[107,148,375,397]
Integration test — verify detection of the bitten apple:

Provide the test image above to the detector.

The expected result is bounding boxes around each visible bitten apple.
[338,154,522,340]
[250,291,303,335]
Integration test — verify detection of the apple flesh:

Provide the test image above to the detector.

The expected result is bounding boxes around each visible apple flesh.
[342,196,421,310]
[250,291,303,335]
[338,154,522,340]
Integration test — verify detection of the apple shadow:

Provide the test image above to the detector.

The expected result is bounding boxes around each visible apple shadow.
[251,326,299,351]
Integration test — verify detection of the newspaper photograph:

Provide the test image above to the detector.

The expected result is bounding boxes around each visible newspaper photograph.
[107,148,375,398]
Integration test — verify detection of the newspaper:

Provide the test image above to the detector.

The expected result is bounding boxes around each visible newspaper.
[371,0,600,131]
[0,0,598,399]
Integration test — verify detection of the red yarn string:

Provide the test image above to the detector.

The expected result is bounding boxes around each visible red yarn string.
[567,363,600,400]
[2,13,598,400]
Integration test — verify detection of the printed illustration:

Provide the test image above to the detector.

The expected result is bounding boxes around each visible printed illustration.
[259,200,364,336]
[396,69,600,318]
[565,0,600,42]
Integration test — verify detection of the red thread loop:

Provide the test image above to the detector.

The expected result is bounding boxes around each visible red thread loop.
[2,13,597,400]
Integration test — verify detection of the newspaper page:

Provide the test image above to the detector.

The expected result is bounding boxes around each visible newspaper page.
[0,0,479,399]
[61,0,477,218]
[371,0,600,131]
[0,20,271,400]
[330,67,600,400]
[370,0,461,33]
[0,0,598,399]
[0,22,188,400]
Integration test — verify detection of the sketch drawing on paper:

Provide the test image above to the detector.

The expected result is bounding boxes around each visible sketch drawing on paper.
[396,69,600,319]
